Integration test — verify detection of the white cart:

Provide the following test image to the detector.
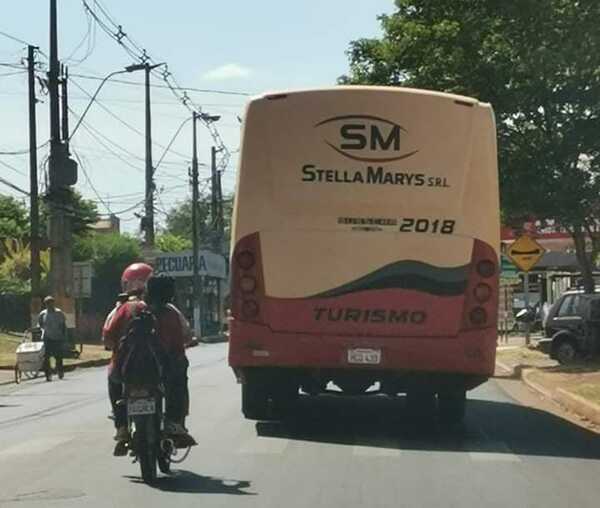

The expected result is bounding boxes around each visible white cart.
[14,331,45,384]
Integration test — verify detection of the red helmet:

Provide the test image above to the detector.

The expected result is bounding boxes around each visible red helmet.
[121,263,153,293]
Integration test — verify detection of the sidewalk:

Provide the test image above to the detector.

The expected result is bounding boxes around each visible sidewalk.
[497,333,543,349]
[0,368,14,385]
[496,344,600,429]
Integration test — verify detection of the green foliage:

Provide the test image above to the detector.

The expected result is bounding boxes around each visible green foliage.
[163,194,233,249]
[0,239,49,295]
[343,0,600,290]
[0,191,98,246]
[156,233,192,253]
[0,195,29,243]
[74,233,141,276]
[41,190,99,238]
[73,233,142,309]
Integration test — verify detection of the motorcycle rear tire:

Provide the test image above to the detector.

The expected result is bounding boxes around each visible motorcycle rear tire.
[158,456,171,474]
[137,416,158,484]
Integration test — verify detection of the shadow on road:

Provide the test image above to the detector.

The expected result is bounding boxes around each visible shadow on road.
[127,470,256,495]
[255,394,600,460]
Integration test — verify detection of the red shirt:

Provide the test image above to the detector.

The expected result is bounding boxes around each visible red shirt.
[103,299,188,372]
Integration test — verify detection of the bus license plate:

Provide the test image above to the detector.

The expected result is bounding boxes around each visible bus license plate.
[347,348,381,365]
[127,398,156,416]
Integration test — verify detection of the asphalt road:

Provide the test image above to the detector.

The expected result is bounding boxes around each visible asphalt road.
[0,343,599,508]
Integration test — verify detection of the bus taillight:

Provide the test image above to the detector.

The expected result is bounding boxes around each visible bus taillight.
[231,233,264,324]
[473,283,492,303]
[236,250,255,270]
[476,260,496,278]
[240,276,257,293]
[469,307,488,326]
[463,240,499,330]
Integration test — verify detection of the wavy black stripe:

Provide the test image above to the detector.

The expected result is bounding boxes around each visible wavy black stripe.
[310,261,469,298]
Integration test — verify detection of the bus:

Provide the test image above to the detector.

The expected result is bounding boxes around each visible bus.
[228,86,500,424]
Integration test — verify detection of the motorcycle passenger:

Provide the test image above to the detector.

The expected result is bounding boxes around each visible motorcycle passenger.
[145,275,192,436]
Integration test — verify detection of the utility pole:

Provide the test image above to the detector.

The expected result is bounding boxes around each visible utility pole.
[191,112,202,338]
[216,168,224,252]
[210,146,219,252]
[144,63,155,248]
[48,0,77,329]
[60,64,69,151]
[27,45,40,325]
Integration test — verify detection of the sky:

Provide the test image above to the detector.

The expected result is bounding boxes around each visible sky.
[0,0,394,234]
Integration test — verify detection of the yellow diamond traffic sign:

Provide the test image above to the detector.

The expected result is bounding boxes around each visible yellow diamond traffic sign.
[507,235,546,272]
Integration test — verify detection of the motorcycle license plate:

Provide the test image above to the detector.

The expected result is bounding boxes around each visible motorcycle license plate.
[347,348,381,365]
[127,397,156,415]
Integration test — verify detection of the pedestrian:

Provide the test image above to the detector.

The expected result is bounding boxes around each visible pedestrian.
[38,296,68,381]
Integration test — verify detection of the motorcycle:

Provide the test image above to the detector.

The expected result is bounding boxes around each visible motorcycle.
[514,305,543,334]
[116,310,194,484]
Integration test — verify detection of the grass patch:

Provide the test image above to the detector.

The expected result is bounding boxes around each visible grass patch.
[0,333,111,369]
[65,345,111,366]
[0,333,24,367]
[496,347,549,364]
[570,384,600,406]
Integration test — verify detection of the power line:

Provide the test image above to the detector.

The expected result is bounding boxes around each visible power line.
[71,143,185,167]
[64,6,96,66]
[0,30,47,58]
[0,158,26,176]
[0,30,30,48]
[70,72,252,96]
[0,140,50,155]
[69,77,190,159]
[72,149,113,214]
[108,199,145,216]
[68,106,147,169]
[80,0,233,172]
[73,123,146,173]
[0,70,26,78]
[0,175,29,195]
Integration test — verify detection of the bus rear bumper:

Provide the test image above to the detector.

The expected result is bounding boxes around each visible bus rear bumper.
[228,320,497,381]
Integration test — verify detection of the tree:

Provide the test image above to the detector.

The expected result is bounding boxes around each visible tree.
[41,189,99,238]
[0,239,49,294]
[162,194,234,250]
[156,233,192,253]
[0,195,29,243]
[74,233,141,312]
[342,0,600,292]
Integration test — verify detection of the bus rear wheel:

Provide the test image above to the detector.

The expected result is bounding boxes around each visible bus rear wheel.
[241,381,269,420]
[438,389,466,425]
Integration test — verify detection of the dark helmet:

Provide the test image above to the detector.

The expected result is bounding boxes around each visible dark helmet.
[146,275,176,306]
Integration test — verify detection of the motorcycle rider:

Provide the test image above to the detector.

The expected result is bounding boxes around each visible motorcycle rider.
[103,264,194,452]
[103,263,153,447]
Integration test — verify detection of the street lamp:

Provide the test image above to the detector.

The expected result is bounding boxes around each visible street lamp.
[69,63,150,140]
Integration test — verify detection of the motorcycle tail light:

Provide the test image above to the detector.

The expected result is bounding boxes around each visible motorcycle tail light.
[128,387,150,397]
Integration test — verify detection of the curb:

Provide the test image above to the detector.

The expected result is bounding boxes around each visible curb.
[199,334,229,344]
[555,388,600,424]
[521,368,555,400]
[499,360,600,426]
[0,358,110,387]
[495,360,514,375]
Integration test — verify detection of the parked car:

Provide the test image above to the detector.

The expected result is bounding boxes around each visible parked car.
[543,289,586,339]
[538,292,600,364]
